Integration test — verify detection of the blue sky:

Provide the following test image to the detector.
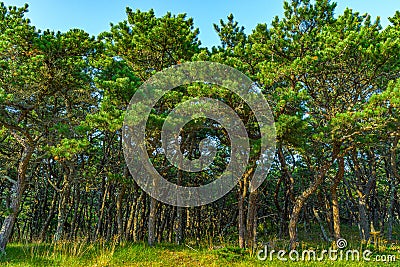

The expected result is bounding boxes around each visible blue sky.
[3,0,400,47]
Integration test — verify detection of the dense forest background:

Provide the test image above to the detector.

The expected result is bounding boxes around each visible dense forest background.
[0,0,399,254]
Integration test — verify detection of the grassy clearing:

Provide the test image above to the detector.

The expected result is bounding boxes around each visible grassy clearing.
[0,238,399,267]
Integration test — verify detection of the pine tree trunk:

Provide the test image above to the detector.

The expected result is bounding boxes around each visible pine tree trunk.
[39,192,58,241]
[238,182,246,249]
[95,181,109,240]
[148,197,158,246]
[331,157,344,241]
[312,207,331,242]
[387,180,395,240]
[116,184,126,239]
[388,136,399,240]
[358,195,370,241]
[246,190,258,251]
[125,190,138,241]
[54,179,70,242]
[0,143,33,252]
[133,191,144,242]
[289,160,334,250]
[54,194,67,242]
[70,185,80,240]
[54,164,73,242]
[175,206,184,244]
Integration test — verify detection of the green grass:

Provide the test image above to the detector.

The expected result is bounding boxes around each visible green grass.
[0,238,399,267]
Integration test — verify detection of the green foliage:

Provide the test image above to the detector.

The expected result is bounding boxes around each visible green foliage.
[47,138,89,160]
[1,0,400,260]
[213,13,246,50]
[100,8,200,79]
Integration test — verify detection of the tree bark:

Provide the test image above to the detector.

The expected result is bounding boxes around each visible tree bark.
[246,190,258,252]
[54,163,74,242]
[352,150,377,242]
[357,195,370,241]
[175,170,184,244]
[116,184,126,239]
[95,180,109,240]
[289,159,335,250]
[313,207,331,242]
[125,185,139,241]
[238,171,249,249]
[39,192,58,241]
[331,157,344,241]
[388,136,399,240]
[148,197,158,246]
[0,143,33,252]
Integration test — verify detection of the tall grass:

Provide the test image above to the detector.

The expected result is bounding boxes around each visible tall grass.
[0,236,120,267]
[0,229,398,266]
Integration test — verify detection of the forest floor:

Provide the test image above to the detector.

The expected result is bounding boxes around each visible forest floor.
[0,240,399,266]
[1,225,399,266]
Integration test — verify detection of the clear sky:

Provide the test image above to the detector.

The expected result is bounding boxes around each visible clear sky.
[2,0,400,48]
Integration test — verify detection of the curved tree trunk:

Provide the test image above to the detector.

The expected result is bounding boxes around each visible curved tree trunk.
[0,143,33,252]
[289,160,335,250]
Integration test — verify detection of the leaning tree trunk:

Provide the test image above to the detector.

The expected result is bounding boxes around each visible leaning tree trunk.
[0,143,33,252]
[353,150,377,242]
[289,160,335,250]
